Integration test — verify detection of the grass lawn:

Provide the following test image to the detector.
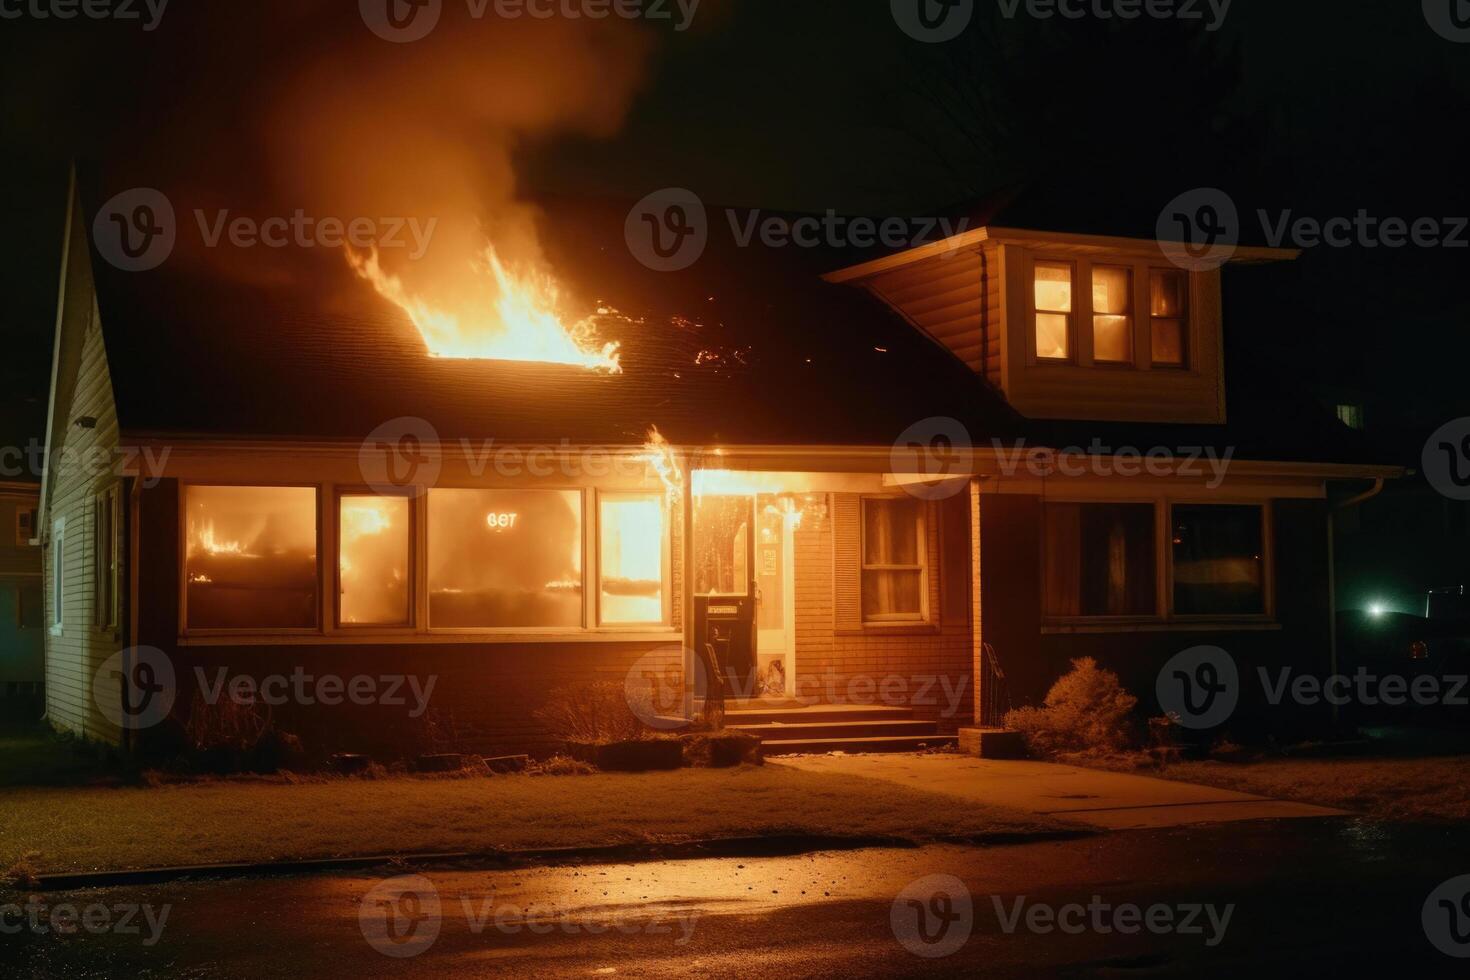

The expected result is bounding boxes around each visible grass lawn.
[0,763,1077,876]
[1155,755,1470,823]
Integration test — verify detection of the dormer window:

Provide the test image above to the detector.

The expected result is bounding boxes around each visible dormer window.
[1034,261,1073,360]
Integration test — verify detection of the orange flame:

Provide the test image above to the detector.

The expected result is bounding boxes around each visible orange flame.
[640,426,682,496]
[347,244,621,372]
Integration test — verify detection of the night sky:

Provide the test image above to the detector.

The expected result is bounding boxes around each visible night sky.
[2,0,1468,461]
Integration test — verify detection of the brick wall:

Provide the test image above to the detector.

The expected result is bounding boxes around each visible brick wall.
[791,495,975,730]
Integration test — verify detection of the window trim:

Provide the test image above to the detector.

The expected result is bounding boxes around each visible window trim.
[94,485,121,634]
[1167,501,1275,623]
[1040,498,1275,629]
[595,489,673,629]
[178,482,324,638]
[1027,250,1197,373]
[334,487,417,631]
[49,516,65,636]
[859,495,930,626]
[424,485,590,634]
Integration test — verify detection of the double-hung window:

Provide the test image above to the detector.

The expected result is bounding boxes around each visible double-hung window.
[861,497,928,623]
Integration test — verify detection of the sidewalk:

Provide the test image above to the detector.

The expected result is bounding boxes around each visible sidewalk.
[777,754,1349,829]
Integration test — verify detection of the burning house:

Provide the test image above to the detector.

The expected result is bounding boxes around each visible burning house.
[32,168,1403,758]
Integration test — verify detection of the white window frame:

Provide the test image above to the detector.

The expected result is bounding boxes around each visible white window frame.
[595,490,673,629]
[50,516,65,636]
[859,496,930,626]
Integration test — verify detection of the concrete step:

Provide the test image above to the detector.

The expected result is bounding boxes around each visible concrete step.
[729,719,939,741]
[721,705,916,726]
[759,735,957,756]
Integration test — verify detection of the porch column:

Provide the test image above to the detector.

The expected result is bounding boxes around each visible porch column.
[970,476,984,726]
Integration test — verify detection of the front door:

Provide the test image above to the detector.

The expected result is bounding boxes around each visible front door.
[755,495,797,698]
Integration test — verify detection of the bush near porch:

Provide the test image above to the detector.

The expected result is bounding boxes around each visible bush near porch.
[0,764,1078,877]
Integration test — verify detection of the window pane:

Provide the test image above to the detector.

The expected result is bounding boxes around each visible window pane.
[1152,319,1186,366]
[600,494,667,624]
[186,486,318,630]
[428,489,583,629]
[694,496,751,596]
[864,498,921,565]
[1151,270,1185,317]
[862,570,923,621]
[1043,503,1156,617]
[1036,313,1070,360]
[1092,267,1132,363]
[1034,262,1072,312]
[339,496,411,626]
[1172,505,1265,616]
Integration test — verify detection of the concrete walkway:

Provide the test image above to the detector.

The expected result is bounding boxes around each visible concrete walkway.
[777,753,1349,829]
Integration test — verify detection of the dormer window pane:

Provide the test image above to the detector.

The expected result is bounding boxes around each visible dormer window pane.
[1092,266,1132,363]
[1150,270,1188,367]
[1034,262,1072,360]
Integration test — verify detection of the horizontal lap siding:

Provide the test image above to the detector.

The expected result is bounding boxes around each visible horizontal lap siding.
[44,212,125,744]
[793,496,974,730]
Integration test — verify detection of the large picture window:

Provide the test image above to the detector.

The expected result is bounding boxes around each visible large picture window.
[339,494,411,626]
[861,497,927,623]
[1043,503,1157,618]
[185,486,319,631]
[427,489,583,629]
[599,493,668,625]
[1172,504,1266,616]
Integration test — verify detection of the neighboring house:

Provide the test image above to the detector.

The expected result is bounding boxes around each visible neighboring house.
[38,176,1399,757]
[0,481,44,698]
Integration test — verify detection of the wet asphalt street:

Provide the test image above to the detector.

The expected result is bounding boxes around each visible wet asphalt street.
[4,817,1470,978]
